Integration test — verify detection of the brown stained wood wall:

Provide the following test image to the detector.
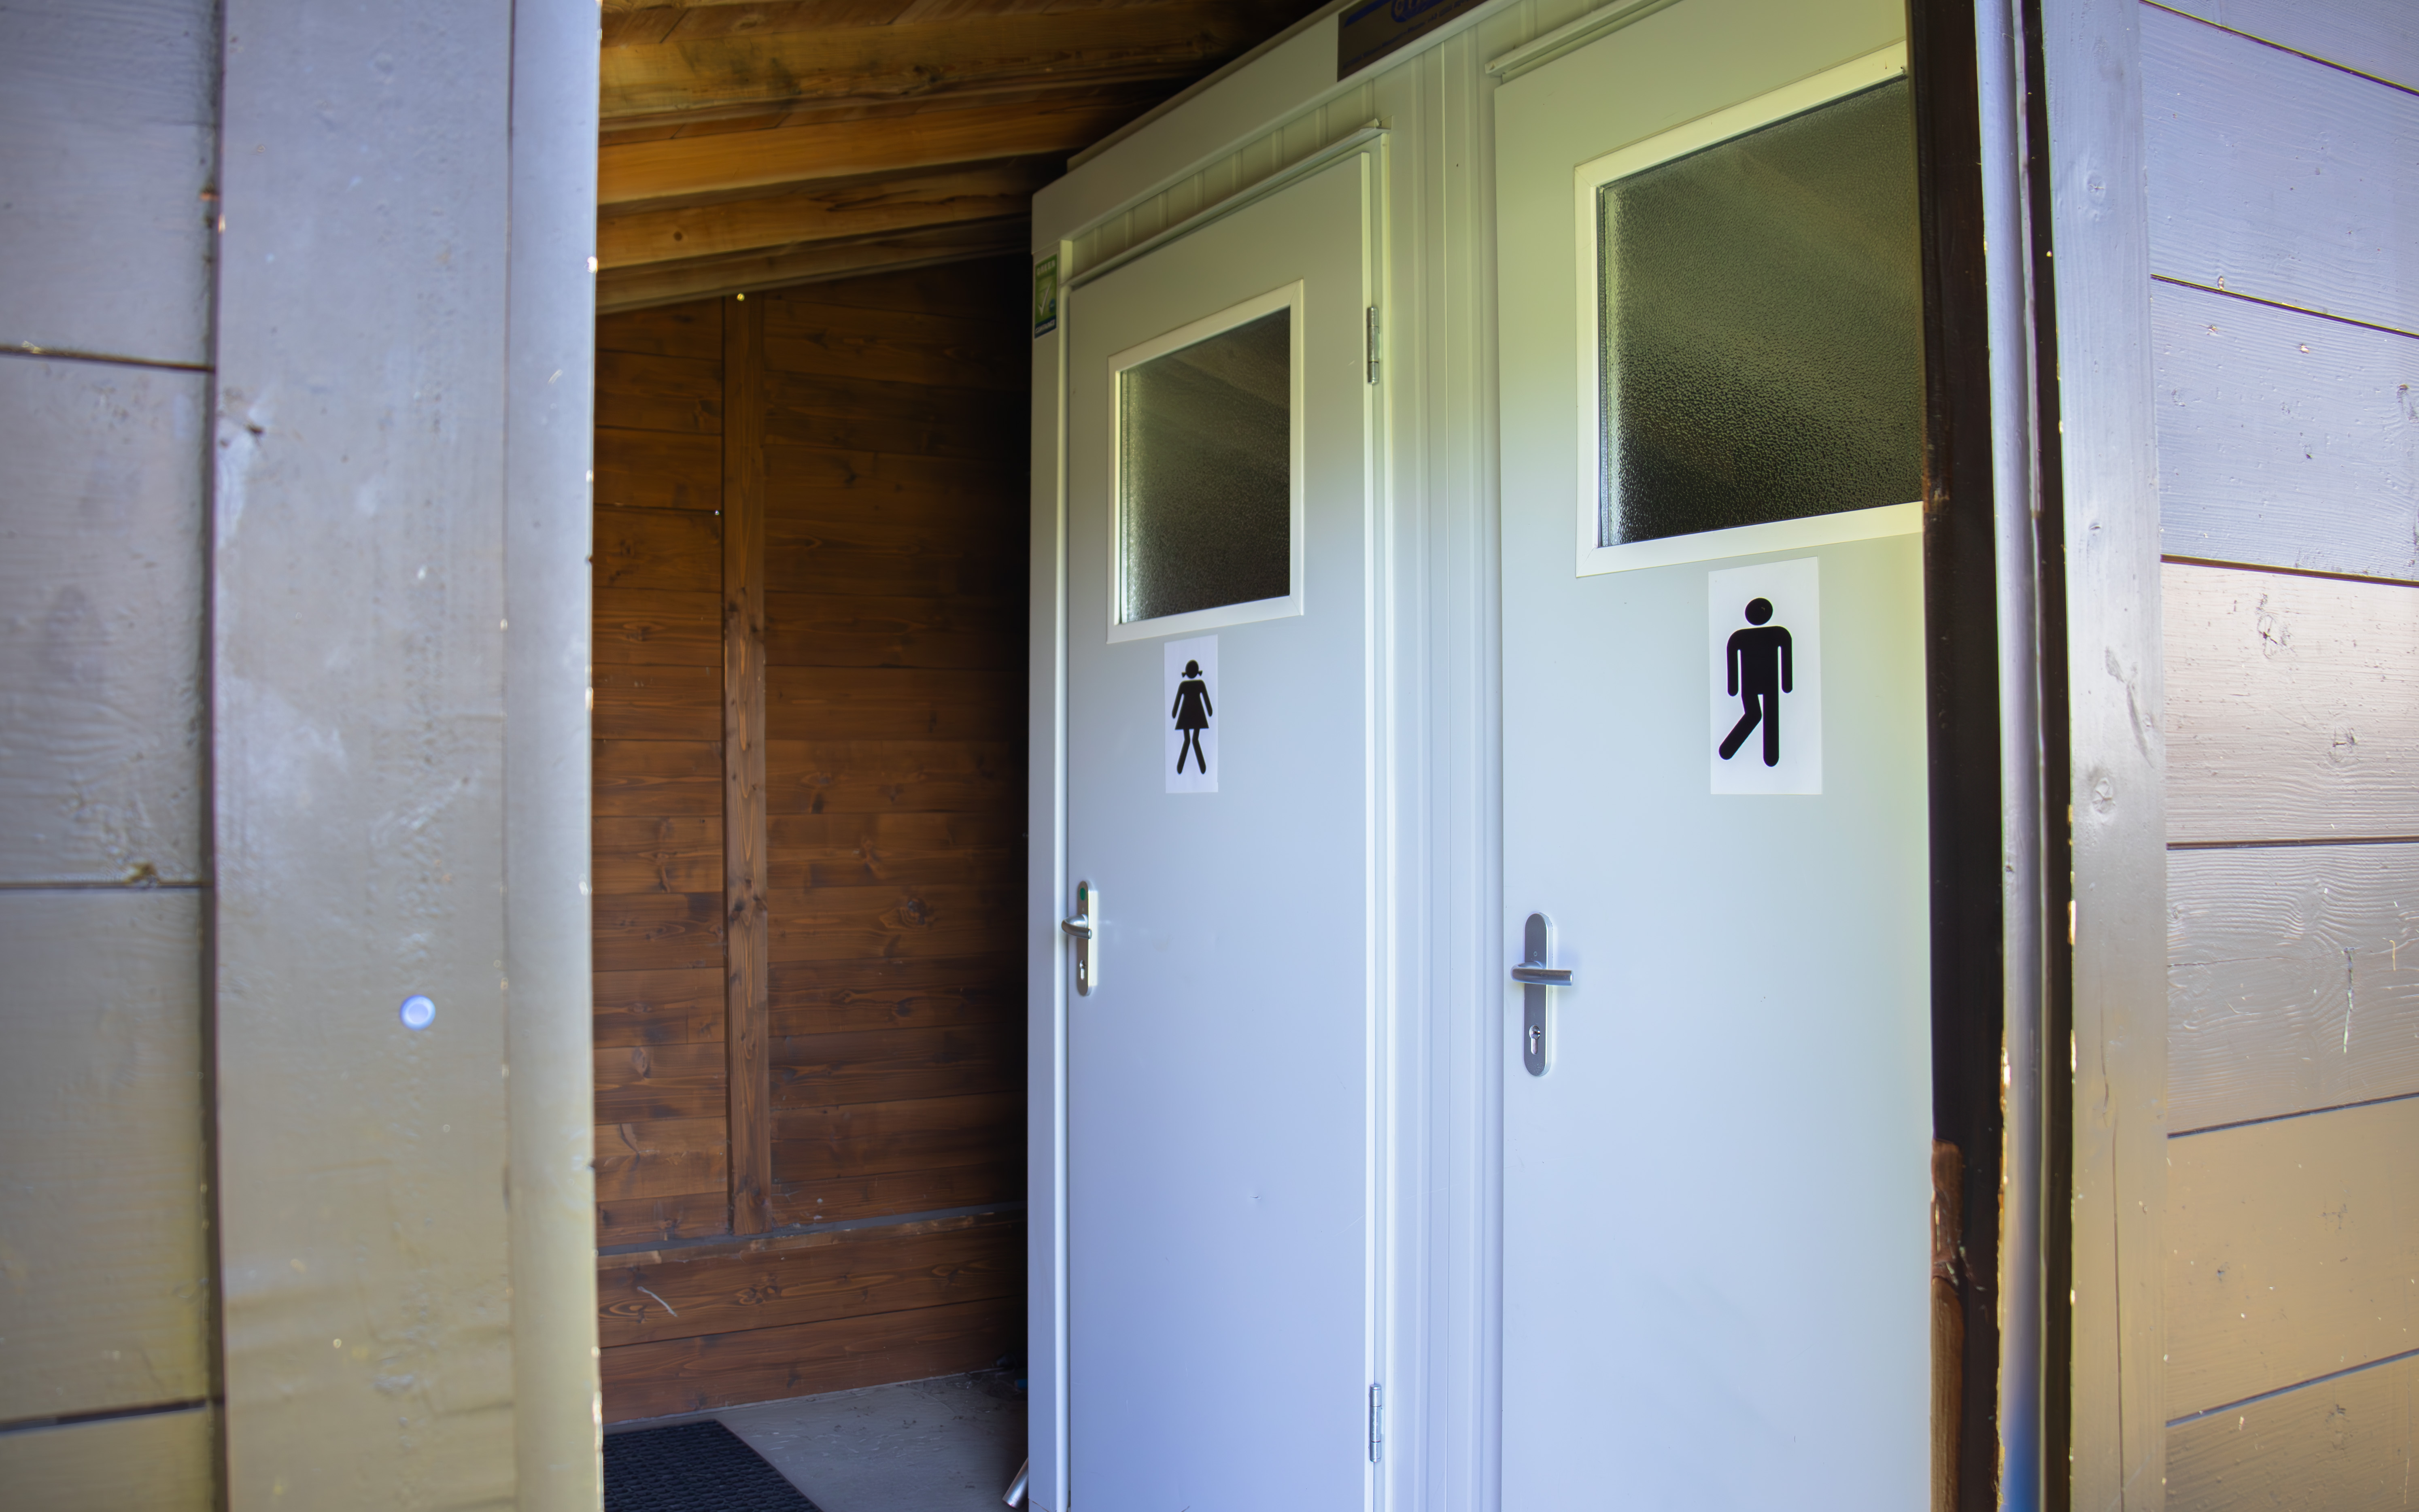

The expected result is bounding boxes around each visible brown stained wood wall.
[2146,1,2419,1496]
[593,257,1027,1423]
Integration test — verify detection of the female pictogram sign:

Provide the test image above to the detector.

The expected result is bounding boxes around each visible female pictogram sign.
[1162,635,1220,793]
[1172,659,1214,774]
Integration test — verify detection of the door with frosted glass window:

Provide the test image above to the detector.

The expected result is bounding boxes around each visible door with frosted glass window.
[1061,153,1374,1511]
[1496,2,1933,1504]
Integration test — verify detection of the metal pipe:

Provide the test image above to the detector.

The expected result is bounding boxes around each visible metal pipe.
[1978,0,2048,1502]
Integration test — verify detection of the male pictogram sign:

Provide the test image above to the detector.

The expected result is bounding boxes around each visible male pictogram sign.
[1706,557,1821,794]
[1718,597,1793,767]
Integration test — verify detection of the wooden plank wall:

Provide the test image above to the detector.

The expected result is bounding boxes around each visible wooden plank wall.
[595,257,1028,1423]
[2146,4,2419,1502]
[0,4,221,1505]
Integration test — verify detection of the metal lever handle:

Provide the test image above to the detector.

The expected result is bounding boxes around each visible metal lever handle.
[1065,881,1099,996]
[1515,913,1563,1077]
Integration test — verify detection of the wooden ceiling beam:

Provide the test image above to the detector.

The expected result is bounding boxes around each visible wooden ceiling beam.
[599,3,1285,121]
[600,91,1143,210]
[598,159,1059,270]
[595,219,1030,314]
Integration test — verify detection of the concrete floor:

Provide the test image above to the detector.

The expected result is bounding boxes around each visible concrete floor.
[614,1371,1027,1512]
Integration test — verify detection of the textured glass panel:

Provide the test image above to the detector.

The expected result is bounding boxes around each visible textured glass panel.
[1600,79,1923,545]
[1119,308,1291,623]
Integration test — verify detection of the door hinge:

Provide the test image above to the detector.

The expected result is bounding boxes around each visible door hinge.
[1365,305,1380,385]
[1368,1382,1384,1461]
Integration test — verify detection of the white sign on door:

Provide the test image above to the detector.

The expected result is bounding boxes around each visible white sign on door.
[1164,635,1219,793]
[1708,556,1821,794]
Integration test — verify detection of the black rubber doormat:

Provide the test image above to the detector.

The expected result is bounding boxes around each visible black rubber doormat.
[605,1420,822,1512]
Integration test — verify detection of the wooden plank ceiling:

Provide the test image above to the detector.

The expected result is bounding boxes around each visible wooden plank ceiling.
[599,0,1327,312]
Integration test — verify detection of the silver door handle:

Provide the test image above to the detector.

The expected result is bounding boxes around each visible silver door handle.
[1515,913,1564,1076]
[1065,881,1098,995]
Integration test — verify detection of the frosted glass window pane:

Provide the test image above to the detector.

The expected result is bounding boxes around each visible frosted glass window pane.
[1119,308,1291,624]
[1600,79,1923,546]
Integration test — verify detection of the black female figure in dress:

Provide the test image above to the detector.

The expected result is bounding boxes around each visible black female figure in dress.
[1170,658,1213,775]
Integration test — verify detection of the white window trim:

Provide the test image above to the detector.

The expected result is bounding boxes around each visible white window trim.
[1104,279,1308,643]
[1572,42,1914,577]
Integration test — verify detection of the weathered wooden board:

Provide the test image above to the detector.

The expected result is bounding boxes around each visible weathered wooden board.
[594,966,725,1048]
[593,891,725,974]
[0,1404,217,1512]
[599,1188,731,1248]
[771,1091,1022,1181]
[596,220,1031,319]
[594,815,724,895]
[769,955,1020,1037]
[771,1022,1021,1109]
[2168,1349,2419,1508]
[766,594,1023,669]
[726,294,775,1238]
[2170,843,2419,1133]
[2167,1095,2419,1418]
[784,257,1030,321]
[599,1293,1019,1422]
[596,508,722,593]
[2161,0,2418,90]
[765,743,1024,819]
[2144,5,2419,334]
[597,1211,1022,1347]
[766,667,1024,741]
[0,2,218,364]
[763,542,1023,602]
[602,93,1142,211]
[595,1117,729,1204]
[595,663,724,742]
[2154,283,2419,582]
[767,442,1028,501]
[595,348,726,434]
[597,5,1273,119]
[593,738,723,818]
[595,588,723,668]
[595,427,722,511]
[599,161,1056,271]
[597,301,722,361]
[2164,563,2419,844]
[767,814,1019,892]
[594,1041,731,1123]
[771,1162,1022,1229]
[764,301,1023,392]
[0,359,206,884]
[762,371,1028,461]
[765,881,1022,963]
[0,891,211,1421]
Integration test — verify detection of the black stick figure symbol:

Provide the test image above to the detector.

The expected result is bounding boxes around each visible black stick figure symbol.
[1171,659,1213,774]
[1718,597,1793,768]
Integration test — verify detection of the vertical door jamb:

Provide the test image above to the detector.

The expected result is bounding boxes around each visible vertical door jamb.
[2033,0,2166,1504]
[723,294,772,1236]
[1027,238,1076,1512]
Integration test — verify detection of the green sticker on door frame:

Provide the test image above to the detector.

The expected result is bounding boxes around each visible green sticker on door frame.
[1032,252,1059,338]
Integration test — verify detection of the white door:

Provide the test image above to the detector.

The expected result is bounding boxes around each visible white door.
[1062,153,1375,1511]
[1496,1,1933,1505]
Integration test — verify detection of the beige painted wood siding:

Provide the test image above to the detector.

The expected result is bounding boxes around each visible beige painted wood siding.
[2148,0,2419,1499]
[0,2,221,1505]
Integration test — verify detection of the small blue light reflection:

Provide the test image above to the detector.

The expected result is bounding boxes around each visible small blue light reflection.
[399,994,436,1030]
